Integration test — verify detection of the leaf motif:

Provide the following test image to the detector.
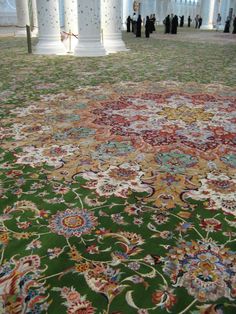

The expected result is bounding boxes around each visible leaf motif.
[125,290,139,309]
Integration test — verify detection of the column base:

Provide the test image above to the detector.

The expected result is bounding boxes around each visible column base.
[103,33,128,53]
[74,40,106,57]
[103,39,128,53]
[62,35,78,53]
[34,40,66,55]
[15,27,27,37]
[31,29,38,38]
[200,25,214,30]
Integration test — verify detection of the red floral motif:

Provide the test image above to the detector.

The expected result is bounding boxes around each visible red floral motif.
[152,286,177,311]
[200,218,222,232]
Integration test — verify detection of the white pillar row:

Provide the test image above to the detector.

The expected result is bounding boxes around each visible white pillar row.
[200,0,217,29]
[34,0,66,55]
[15,0,30,37]
[101,0,127,54]
[74,0,106,57]
[64,0,78,52]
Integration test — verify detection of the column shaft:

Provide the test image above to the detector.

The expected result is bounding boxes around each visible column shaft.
[200,0,216,29]
[15,0,30,37]
[74,0,106,57]
[64,0,78,34]
[101,0,127,53]
[34,0,66,55]
[30,0,38,36]
[64,0,78,52]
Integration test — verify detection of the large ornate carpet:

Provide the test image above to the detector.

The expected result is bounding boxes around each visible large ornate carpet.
[1,79,236,314]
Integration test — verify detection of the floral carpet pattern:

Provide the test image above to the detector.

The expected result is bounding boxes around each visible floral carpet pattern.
[0,31,236,314]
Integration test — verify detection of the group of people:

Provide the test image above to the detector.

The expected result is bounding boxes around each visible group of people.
[194,15,203,28]
[223,15,236,34]
[163,14,179,34]
[126,13,156,38]
[126,11,236,38]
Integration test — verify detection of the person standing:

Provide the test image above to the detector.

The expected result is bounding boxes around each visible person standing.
[180,15,184,27]
[224,16,231,33]
[171,15,178,34]
[195,15,199,28]
[216,13,221,31]
[149,14,153,33]
[188,16,192,27]
[136,14,142,37]
[164,15,170,34]
[170,13,174,33]
[145,16,151,38]
[126,16,131,32]
[198,16,202,29]
[232,15,236,34]
[132,12,137,34]
[151,13,156,32]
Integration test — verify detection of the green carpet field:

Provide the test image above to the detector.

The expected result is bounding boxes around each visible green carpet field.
[0,27,236,314]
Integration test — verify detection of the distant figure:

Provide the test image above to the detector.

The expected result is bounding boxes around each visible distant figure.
[224,16,231,33]
[164,15,170,34]
[171,15,178,34]
[216,13,222,31]
[132,12,137,33]
[233,15,236,34]
[180,15,184,27]
[126,16,131,32]
[198,16,202,29]
[170,13,174,33]
[195,14,199,28]
[151,13,156,32]
[145,16,151,38]
[188,16,192,27]
[136,15,142,37]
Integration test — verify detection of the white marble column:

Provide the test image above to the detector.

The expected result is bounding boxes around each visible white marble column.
[156,0,167,24]
[200,0,217,29]
[122,0,133,29]
[64,0,78,33]
[74,0,106,57]
[101,0,127,53]
[31,0,38,36]
[15,0,30,37]
[220,0,230,23]
[34,0,66,55]
[63,0,78,52]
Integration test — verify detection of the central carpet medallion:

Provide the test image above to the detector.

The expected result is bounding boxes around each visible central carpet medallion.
[0,81,236,313]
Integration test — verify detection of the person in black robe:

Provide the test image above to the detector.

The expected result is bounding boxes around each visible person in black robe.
[198,16,202,29]
[126,16,131,32]
[149,14,153,33]
[136,15,142,37]
[179,15,184,27]
[151,14,156,32]
[164,15,170,34]
[224,17,231,33]
[233,16,236,34]
[171,15,178,34]
[145,16,151,38]
[195,15,199,28]
[188,16,192,27]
